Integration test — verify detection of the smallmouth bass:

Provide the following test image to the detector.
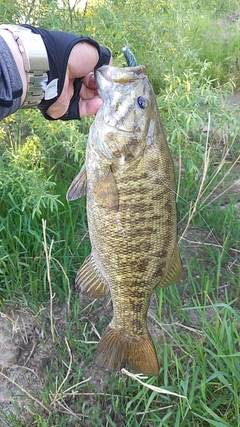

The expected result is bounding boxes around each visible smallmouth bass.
[67,65,183,376]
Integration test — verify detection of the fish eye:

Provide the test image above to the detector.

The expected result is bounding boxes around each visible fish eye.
[137,96,148,110]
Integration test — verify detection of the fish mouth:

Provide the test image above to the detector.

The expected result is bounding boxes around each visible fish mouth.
[95,65,146,86]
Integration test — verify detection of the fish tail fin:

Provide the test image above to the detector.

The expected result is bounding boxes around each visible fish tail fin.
[95,326,159,376]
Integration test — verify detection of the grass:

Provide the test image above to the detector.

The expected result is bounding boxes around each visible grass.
[0,0,240,426]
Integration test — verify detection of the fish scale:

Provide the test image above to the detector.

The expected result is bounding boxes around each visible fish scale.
[67,64,183,376]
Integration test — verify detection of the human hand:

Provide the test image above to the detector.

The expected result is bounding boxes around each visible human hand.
[20,25,112,120]
[45,41,113,120]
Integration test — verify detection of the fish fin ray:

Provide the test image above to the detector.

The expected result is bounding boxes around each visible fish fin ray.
[95,326,159,376]
[94,168,119,211]
[66,165,87,201]
[76,253,109,298]
[158,243,183,288]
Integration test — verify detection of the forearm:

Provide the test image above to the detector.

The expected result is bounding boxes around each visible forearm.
[0,28,27,104]
[0,30,26,121]
[0,25,49,121]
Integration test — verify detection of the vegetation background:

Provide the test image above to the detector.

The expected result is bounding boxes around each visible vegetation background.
[0,0,240,426]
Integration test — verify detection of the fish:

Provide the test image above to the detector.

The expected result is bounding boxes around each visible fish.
[66,64,183,376]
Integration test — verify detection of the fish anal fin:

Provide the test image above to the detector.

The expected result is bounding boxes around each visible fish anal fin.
[94,168,119,211]
[76,253,109,298]
[66,165,87,201]
[95,326,159,376]
[158,243,183,288]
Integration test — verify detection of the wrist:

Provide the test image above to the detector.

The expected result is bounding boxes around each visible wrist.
[0,28,27,104]
[0,25,49,108]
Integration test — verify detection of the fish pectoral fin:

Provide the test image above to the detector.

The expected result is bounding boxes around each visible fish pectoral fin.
[95,326,159,376]
[66,165,87,201]
[75,252,110,298]
[94,168,119,211]
[157,243,183,288]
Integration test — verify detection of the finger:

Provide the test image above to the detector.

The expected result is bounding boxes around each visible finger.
[79,97,103,118]
[80,82,98,101]
[82,72,97,90]
[67,43,99,79]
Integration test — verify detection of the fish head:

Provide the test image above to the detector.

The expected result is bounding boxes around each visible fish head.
[94,65,158,163]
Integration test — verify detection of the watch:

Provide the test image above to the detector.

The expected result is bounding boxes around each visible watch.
[0,24,49,108]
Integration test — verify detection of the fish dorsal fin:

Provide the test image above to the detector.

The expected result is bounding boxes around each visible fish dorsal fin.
[76,252,110,298]
[66,165,87,201]
[94,168,119,211]
[157,243,183,288]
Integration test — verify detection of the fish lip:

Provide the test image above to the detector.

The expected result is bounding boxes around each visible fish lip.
[94,65,113,83]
